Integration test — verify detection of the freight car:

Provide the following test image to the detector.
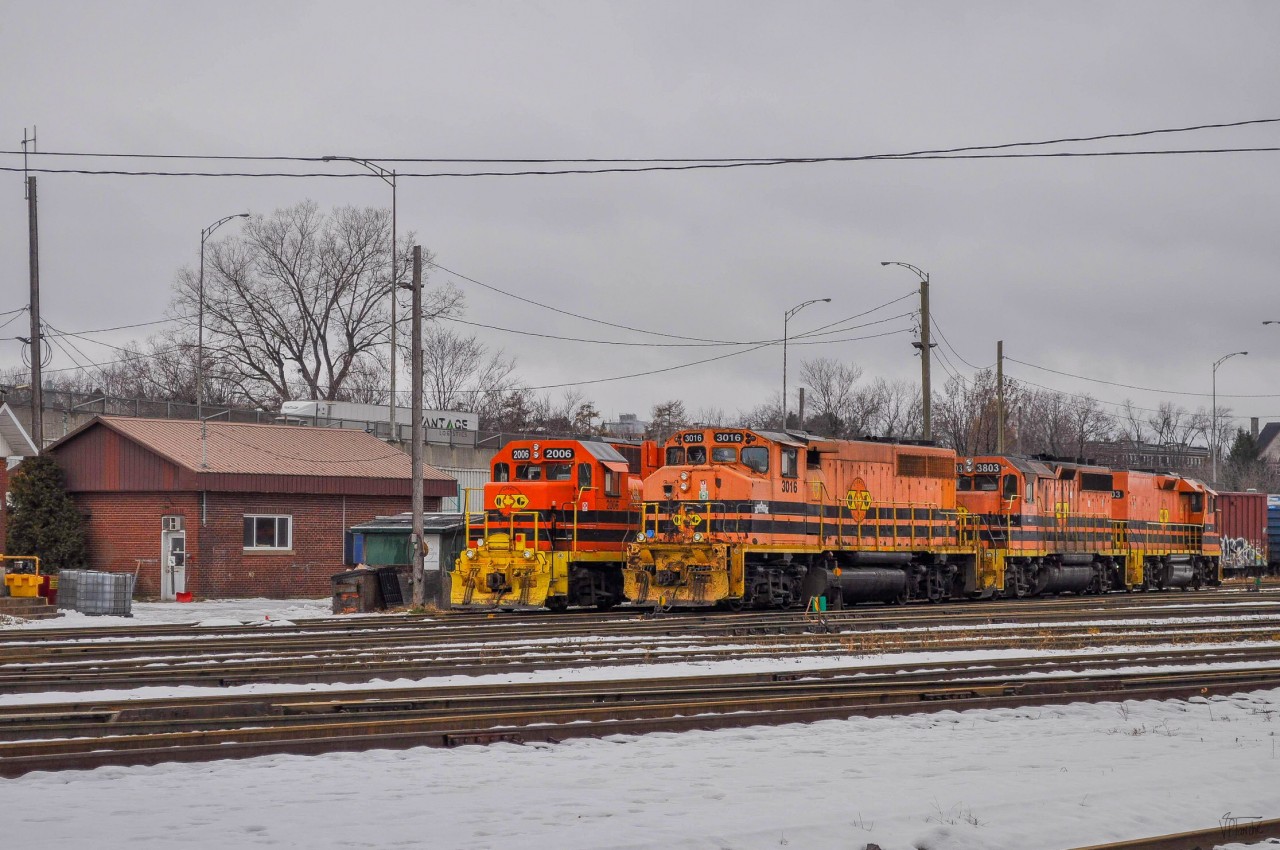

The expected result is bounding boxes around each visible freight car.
[1271,495,1280,576]
[623,428,1220,609]
[1217,491,1269,577]
[451,438,660,610]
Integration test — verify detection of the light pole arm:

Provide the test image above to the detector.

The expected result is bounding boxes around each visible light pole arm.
[782,297,831,429]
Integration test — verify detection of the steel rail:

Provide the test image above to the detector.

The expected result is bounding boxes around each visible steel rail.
[3,645,1280,741]
[3,622,1279,693]
[5,599,1278,666]
[1067,817,1280,849]
[5,588,1276,647]
[2,667,1279,777]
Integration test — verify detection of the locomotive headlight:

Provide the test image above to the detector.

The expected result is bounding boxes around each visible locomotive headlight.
[636,531,647,542]
[680,471,689,481]
[693,532,704,542]
[464,548,477,560]
[523,549,535,560]
[680,481,690,492]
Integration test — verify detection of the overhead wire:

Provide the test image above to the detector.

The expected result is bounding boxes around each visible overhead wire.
[4,116,1278,168]
[6,147,1280,179]
[1006,356,1280,399]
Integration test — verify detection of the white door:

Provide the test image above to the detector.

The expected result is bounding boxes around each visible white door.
[161,531,187,600]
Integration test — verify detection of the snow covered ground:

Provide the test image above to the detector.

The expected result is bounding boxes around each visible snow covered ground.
[2,596,337,629]
[3,689,1278,849]
[3,598,1279,848]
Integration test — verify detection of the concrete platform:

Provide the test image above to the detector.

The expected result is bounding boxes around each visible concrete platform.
[0,596,63,621]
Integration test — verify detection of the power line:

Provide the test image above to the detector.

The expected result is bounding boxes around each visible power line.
[6,117,1277,164]
[1006,356,1280,399]
[430,261,739,343]
[5,147,1279,179]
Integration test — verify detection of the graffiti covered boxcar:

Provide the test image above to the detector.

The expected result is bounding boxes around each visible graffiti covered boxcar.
[1218,491,1269,576]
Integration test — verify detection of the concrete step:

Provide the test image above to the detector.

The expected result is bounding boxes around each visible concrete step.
[0,596,63,621]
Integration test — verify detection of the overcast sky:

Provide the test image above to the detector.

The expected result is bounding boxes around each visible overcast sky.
[3,1,1278,429]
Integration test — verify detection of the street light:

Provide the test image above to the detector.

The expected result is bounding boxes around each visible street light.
[881,261,933,440]
[323,155,399,441]
[198,212,249,467]
[1211,350,1248,483]
[782,298,831,429]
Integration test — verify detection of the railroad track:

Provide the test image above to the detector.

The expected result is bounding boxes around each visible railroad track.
[4,596,1280,692]
[4,587,1275,647]
[1069,816,1280,849]
[2,652,1278,777]
[3,612,1279,693]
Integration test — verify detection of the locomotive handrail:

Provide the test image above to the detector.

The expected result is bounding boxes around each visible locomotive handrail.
[573,485,597,553]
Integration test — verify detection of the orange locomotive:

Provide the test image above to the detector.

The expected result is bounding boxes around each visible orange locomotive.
[624,428,974,608]
[453,438,660,610]
[954,456,1220,596]
[622,427,1222,610]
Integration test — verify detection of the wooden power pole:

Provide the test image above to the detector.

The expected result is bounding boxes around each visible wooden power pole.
[27,174,43,450]
[410,246,426,606]
[996,340,1005,454]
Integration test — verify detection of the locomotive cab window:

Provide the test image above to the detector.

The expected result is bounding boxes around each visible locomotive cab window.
[577,463,592,489]
[493,462,510,482]
[742,446,769,474]
[1026,478,1036,502]
[712,447,737,463]
[958,475,973,492]
[972,474,998,492]
[687,446,707,464]
[666,446,685,466]
[604,469,621,497]
[1189,493,1204,512]
[781,447,798,479]
[546,463,572,481]
[516,464,542,481]
[1002,474,1019,499]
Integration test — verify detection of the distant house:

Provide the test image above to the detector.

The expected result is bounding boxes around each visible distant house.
[1257,422,1280,470]
[45,417,455,599]
[0,403,40,552]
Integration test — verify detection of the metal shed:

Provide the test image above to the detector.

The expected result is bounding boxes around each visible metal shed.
[346,512,476,575]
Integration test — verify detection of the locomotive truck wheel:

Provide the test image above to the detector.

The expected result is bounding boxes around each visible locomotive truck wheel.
[725,598,745,613]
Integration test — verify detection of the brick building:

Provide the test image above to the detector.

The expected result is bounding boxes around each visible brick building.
[45,417,454,599]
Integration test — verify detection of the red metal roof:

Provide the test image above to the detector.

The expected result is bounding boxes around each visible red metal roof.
[48,417,456,497]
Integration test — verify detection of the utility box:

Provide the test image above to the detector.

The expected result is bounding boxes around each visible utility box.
[331,569,382,614]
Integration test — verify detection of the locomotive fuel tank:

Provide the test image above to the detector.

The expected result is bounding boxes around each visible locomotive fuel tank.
[1032,563,1093,595]
[801,566,907,605]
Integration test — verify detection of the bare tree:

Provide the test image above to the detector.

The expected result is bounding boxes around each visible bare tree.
[420,325,516,412]
[647,399,689,440]
[869,378,923,440]
[799,358,863,437]
[173,201,461,408]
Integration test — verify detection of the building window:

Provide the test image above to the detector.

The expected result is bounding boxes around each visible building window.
[244,515,292,550]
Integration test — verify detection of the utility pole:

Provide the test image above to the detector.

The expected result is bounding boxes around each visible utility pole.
[410,247,426,607]
[919,274,932,441]
[882,262,933,442]
[27,174,43,451]
[996,340,1005,454]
